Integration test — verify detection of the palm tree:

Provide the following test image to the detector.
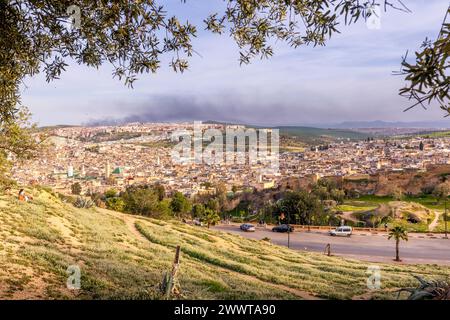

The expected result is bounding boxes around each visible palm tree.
[388,226,408,262]
[202,209,220,229]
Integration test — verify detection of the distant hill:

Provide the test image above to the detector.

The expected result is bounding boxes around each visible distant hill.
[329,120,450,129]
[38,125,79,130]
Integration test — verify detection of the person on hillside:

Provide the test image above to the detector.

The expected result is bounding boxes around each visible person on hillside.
[18,189,33,202]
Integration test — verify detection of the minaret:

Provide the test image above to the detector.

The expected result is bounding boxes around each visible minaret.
[67,165,74,178]
[105,161,111,179]
[80,164,86,177]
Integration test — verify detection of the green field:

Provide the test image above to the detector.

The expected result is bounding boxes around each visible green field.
[335,204,378,212]
[1,190,450,300]
[419,131,450,138]
[276,126,369,145]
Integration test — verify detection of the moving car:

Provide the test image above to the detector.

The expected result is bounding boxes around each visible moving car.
[240,223,256,232]
[329,226,353,237]
[272,224,294,233]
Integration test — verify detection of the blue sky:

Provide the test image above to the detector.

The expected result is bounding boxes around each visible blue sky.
[21,0,450,126]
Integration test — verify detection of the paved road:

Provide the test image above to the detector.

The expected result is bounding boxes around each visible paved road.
[213,225,450,265]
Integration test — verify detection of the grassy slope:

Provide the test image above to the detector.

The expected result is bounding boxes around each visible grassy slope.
[1,190,450,300]
[277,126,368,141]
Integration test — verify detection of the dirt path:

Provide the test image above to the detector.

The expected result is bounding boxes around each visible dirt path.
[96,208,147,242]
[99,208,322,300]
[341,211,358,223]
[428,210,441,232]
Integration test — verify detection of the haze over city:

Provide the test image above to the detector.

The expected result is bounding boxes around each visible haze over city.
[21,0,449,127]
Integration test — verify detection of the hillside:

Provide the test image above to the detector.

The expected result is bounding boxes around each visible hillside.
[340,200,435,232]
[276,126,369,145]
[1,190,450,300]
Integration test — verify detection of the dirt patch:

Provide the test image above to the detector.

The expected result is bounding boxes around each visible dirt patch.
[0,200,8,209]
[428,210,442,232]
[96,208,148,242]
[388,201,432,222]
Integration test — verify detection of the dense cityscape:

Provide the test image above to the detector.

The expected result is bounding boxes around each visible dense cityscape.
[11,122,450,197]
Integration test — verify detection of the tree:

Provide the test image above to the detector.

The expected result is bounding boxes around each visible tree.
[396,5,450,115]
[0,109,39,186]
[206,198,220,213]
[71,182,82,195]
[312,185,329,201]
[106,197,125,212]
[154,183,166,201]
[215,182,228,210]
[0,150,14,190]
[104,188,118,198]
[201,208,220,229]
[388,226,408,262]
[275,190,323,226]
[330,188,346,204]
[192,203,206,219]
[419,141,424,151]
[369,214,380,228]
[433,182,450,238]
[121,185,163,217]
[170,192,192,218]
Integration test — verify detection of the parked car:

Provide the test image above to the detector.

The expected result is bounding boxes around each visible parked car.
[272,224,294,233]
[240,223,256,232]
[329,226,353,237]
[193,219,204,227]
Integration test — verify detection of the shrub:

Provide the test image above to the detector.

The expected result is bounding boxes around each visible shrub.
[73,197,95,209]
[355,221,366,228]
[106,197,125,212]
[71,182,82,195]
[58,193,76,204]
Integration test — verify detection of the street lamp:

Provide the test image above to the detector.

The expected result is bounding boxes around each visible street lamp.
[287,210,291,249]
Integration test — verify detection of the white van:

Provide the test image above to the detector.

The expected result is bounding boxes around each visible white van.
[329,226,353,237]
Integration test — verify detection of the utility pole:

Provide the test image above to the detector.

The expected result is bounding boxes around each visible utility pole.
[445,198,448,239]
